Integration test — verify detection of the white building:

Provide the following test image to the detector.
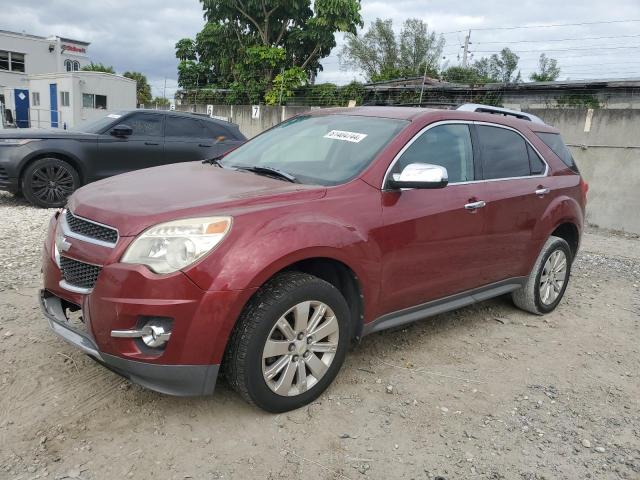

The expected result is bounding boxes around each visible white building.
[0,29,136,129]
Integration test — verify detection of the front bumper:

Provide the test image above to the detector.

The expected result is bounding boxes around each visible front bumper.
[40,290,220,396]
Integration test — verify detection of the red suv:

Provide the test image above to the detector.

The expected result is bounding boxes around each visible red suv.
[40,105,587,412]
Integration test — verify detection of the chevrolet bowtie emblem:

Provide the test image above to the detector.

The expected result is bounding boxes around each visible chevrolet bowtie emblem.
[57,236,72,252]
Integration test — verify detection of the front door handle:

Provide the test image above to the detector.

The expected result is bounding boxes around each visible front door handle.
[464,200,486,210]
[535,187,550,196]
[144,141,159,146]
[198,143,212,148]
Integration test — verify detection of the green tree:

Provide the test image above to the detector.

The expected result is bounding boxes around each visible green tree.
[81,62,115,73]
[441,66,491,84]
[123,71,152,106]
[151,96,170,107]
[530,54,561,82]
[177,0,363,100]
[474,48,521,83]
[340,17,443,82]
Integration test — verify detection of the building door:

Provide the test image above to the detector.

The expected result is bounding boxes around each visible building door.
[14,89,30,128]
[49,84,59,128]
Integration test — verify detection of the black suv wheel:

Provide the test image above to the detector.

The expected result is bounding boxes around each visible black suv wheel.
[22,157,80,208]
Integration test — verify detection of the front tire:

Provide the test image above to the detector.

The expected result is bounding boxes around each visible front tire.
[22,157,80,208]
[224,272,350,413]
[512,235,572,314]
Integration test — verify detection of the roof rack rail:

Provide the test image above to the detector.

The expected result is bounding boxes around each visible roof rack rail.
[456,103,545,125]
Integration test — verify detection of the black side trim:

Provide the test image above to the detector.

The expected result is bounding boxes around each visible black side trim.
[363,278,526,336]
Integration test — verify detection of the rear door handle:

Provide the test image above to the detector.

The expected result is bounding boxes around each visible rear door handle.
[464,200,486,210]
[535,187,550,196]
[144,141,159,146]
[199,143,212,148]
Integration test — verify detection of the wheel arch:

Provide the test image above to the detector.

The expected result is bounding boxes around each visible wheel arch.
[19,150,85,187]
[244,252,367,341]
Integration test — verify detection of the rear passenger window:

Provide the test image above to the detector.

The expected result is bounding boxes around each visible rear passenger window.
[535,132,579,172]
[394,124,474,183]
[478,125,530,179]
[206,122,231,139]
[527,144,546,175]
[165,117,208,138]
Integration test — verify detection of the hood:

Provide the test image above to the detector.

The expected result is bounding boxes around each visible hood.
[69,162,326,236]
[0,128,97,140]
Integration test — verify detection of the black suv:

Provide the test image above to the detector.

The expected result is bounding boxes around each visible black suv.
[0,110,246,207]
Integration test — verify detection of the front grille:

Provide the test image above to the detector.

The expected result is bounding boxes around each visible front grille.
[60,256,101,290]
[0,166,8,182]
[66,210,118,245]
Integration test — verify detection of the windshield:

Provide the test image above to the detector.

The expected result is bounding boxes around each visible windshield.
[220,114,408,185]
[70,112,127,133]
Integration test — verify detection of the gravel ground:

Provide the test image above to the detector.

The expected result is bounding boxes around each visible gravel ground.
[0,191,639,480]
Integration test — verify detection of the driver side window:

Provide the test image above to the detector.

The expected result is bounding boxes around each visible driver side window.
[394,124,475,183]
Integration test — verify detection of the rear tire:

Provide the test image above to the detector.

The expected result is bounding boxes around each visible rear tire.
[22,157,80,208]
[224,271,350,413]
[512,235,572,315]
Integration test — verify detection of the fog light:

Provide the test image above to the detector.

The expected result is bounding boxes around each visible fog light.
[111,319,172,348]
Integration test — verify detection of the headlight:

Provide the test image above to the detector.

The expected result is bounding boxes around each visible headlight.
[121,216,232,274]
[0,138,40,146]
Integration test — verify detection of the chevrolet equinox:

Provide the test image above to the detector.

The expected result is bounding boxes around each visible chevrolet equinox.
[40,105,587,412]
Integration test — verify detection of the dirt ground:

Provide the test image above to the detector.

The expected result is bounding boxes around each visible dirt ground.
[0,191,638,480]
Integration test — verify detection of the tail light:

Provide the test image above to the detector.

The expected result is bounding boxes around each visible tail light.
[579,177,589,202]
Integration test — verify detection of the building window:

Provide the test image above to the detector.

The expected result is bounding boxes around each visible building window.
[0,51,8,71]
[0,50,25,72]
[73,61,80,71]
[9,52,25,72]
[82,93,108,109]
[65,59,72,72]
[61,91,70,107]
[32,92,40,107]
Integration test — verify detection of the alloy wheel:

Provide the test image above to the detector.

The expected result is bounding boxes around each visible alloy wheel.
[262,300,339,397]
[30,164,75,205]
[539,249,567,305]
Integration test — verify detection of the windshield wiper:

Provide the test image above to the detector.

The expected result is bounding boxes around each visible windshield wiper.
[235,166,298,183]
[202,154,225,167]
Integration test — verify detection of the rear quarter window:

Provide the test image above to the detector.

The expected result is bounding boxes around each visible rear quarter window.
[535,132,579,172]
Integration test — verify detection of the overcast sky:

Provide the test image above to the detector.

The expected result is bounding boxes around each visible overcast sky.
[3,0,640,98]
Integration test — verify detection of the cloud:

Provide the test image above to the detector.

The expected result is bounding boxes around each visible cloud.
[2,0,639,95]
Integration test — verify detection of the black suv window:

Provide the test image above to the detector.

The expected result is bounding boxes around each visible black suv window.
[394,124,475,183]
[206,121,232,139]
[166,116,208,138]
[478,125,531,179]
[536,132,579,172]
[125,113,163,137]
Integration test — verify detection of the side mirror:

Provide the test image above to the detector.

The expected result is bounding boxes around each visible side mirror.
[387,163,448,190]
[110,124,133,137]
[214,135,226,143]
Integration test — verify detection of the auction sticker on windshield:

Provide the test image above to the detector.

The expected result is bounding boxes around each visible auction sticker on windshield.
[324,130,368,143]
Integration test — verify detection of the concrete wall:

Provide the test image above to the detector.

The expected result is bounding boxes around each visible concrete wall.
[531,108,640,234]
[179,104,640,234]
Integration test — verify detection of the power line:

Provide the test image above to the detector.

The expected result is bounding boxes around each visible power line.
[474,33,640,45]
[441,19,640,35]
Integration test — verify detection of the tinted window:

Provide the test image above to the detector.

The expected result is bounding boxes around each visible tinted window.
[205,121,232,139]
[126,113,163,137]
[166,116,208,138]
[478,125,530,179]
[536,132,578,172]
[527,144,545,175]
[394,124,474,183]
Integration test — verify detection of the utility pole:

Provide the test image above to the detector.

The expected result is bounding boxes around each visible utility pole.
[418,61,428,106]
[278,67,285,105]
[163,77,167,103]
[462,30,472,67]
